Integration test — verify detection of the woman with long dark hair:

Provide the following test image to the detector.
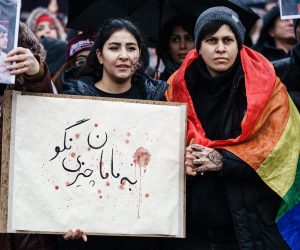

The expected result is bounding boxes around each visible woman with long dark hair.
[60,18,168,250]
[157,15,195,81]
[62,18,167,102]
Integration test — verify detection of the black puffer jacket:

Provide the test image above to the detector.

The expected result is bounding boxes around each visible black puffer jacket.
[62,71,168,101]
[273,43,300,111]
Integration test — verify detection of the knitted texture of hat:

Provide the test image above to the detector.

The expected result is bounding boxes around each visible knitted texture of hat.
[194,6,245,50]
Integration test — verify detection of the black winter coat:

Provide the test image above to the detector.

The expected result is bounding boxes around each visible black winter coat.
[62,71,168,101]
[273,43,300,111]
[220,150,290,250]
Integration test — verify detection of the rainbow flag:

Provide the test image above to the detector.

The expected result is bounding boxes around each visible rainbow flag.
[166,47,300,249]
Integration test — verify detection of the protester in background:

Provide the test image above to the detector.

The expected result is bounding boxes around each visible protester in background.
[26,7,67,76]
[0,22,57,250]
[60,18,168,250]
[274,19,300,111]
[157,15,195,81]
[26,7,66,41]
[254,6,296,61]
[52,32,95,92]
[166,6,296,249]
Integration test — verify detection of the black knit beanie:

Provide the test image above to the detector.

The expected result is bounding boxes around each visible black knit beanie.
[194,6,246,50]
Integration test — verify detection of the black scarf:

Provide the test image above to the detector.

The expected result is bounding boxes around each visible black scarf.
[185,56,245,140]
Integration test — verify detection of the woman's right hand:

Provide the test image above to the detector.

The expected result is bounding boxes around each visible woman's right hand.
[63,229,88,242]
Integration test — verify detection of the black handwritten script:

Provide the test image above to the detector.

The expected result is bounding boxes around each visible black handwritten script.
[49,119,137,189]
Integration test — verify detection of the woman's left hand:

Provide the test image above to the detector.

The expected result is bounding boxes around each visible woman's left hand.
[5,47,40,76]
[63,229,87,242]
[190,144,223,173]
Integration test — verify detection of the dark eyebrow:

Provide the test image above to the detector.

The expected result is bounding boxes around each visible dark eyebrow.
[127,42,138,46]
[107,42,138,46]
[223,35,235,39]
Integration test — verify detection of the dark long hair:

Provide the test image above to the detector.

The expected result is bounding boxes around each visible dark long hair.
[157,14,196,58]
[84,18,144,81]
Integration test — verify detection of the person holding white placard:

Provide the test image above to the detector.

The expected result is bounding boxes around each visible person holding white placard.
[60,18,169,250]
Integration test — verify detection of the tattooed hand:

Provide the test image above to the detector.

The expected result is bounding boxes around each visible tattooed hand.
[190,144,223,174]
[185,139,198,176]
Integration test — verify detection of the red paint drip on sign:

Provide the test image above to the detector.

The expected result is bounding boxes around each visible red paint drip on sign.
[133,147,151,168]
[71,152,76,158]
[55,186,59,190]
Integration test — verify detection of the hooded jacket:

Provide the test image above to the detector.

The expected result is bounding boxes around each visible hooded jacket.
[26,7,67,41]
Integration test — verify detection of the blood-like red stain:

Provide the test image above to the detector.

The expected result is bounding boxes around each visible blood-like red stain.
[145,193,150,198]
[106,181,110,187]
[70,152,76,158]
[99,195,103,199]
[87,147,91,151]
[98,189,101,194]
[133,147,151,167]
[119,185,125,190]
[127,132,131,137]
[99,161,104,167]
[94,123,99,127]
[75,133,80,139]
[125,139,130,144]
[105,173,109,178]
[121,179,126,185]
[55,186,59,190]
